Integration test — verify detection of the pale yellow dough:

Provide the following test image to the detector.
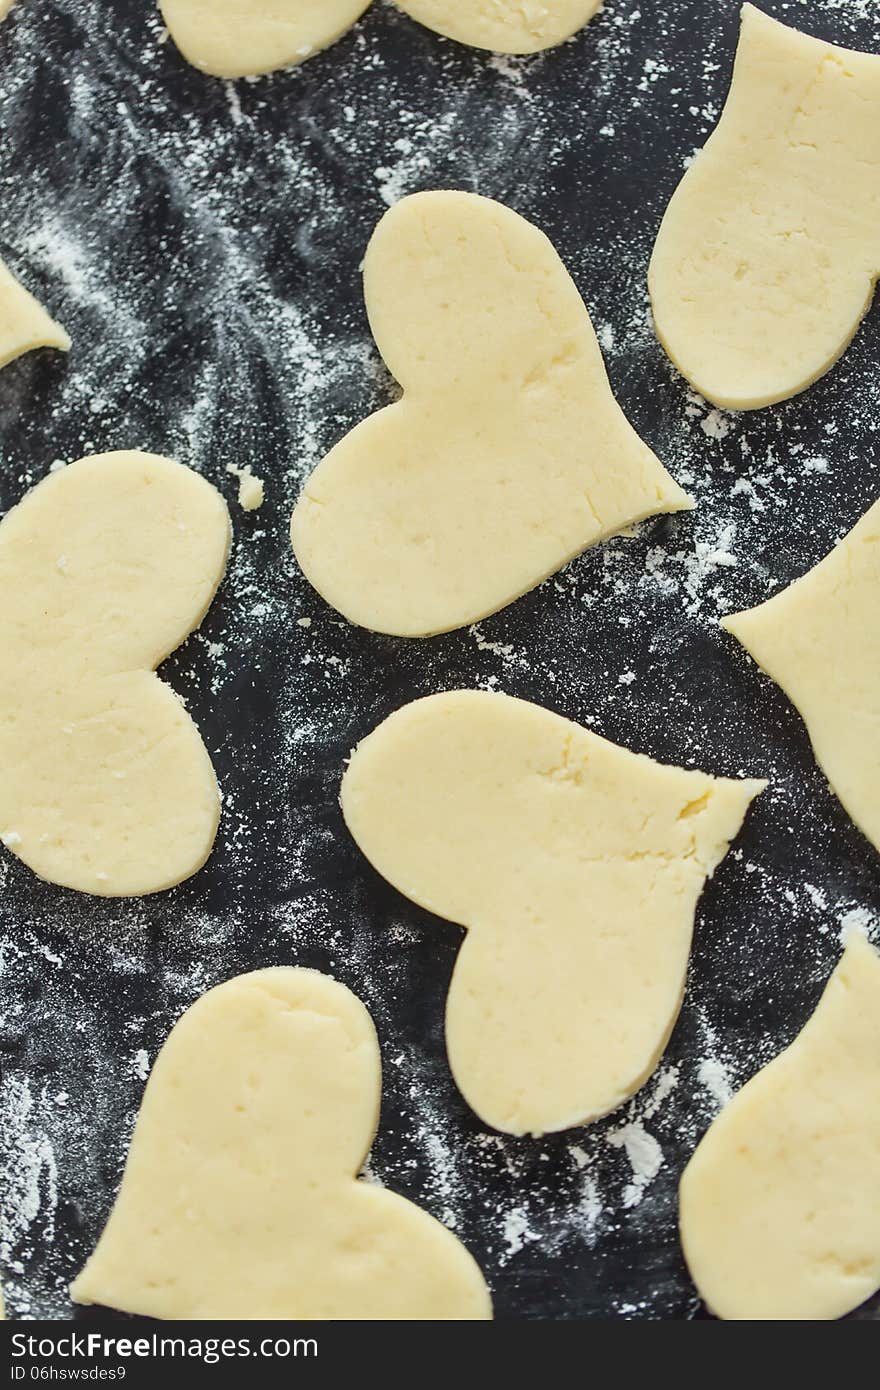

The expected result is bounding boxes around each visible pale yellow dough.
[723,498,880,856]
[649,5,880,410]
[0,3,15,22]
[0,452,230,896]
[681,933,880,1320]
[341,691,765,1135]
[394,1,602,54]
[159,0,372,78]
[0,256,69,370]
[292,192,691,637]
[160,1,601,74]
[226,461,265,511]
[71,968,492,1320]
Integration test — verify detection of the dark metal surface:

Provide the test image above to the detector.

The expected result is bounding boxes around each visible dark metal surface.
[0,0,878,1321]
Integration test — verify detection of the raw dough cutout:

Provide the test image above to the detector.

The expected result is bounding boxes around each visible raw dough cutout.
[723,498,880,856]
[341,691,765,1135]
[0,452,230,896]
[160,0,601,75]
[649,5,880,410]
[0,3,15,22]
[292,192,691,637]
[71,967,492,1320]
[394,2,602,54]
[0,256,69,371]
[680,932,880,1320]
[159,0,372,78]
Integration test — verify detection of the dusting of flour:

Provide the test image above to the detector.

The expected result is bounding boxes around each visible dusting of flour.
[1,0,879,1322]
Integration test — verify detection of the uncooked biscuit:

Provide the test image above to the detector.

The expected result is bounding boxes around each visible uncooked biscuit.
[160,1,601,75]
[680,932,880,1321]
[71,967,492,1320]
[395,1,602,54]
[292,191,691,637]
[649,5,880,409]
[159,0,371,78]
[722,498,880,856]
[341,690,765,1135]
[0,256,69,371]
[0,451,230,896]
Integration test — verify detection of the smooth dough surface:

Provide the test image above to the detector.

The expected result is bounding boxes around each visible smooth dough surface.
[341,691,765,1135]
[649,5,880,410]
[0,452,230,896]
[0,256,69,370]
[71,968,492,1320]
[394,1,602,53]
[292,192,691,637]
[681,933,880,1320]
[723,498,880,856]
[159,0,372,78]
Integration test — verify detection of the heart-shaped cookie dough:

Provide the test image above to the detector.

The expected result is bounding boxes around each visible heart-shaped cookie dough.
[723,497,880,856]
[0,255,69,371]
[681,932,880,1320]
[159,0,372,78]
[341,690,765,1135]
[0,451,230,896]
[71,967,493,1320]
[649,5,880,410]
[292,191,692,637]
[160,1,603,76]
[395,1,602,54]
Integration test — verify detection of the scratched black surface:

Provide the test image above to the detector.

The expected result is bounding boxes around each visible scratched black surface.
[0,0,878,1321]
